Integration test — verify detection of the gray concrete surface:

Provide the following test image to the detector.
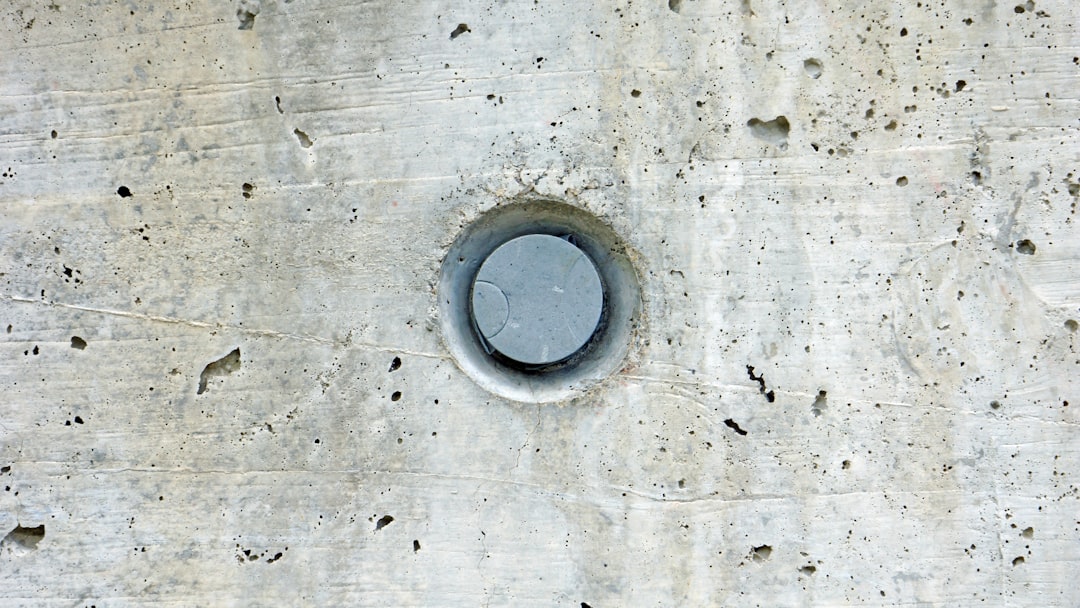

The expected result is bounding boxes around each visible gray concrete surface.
[1,0,1078,605]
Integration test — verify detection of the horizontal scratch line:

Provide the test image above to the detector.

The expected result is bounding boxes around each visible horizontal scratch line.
[1,295,448,358]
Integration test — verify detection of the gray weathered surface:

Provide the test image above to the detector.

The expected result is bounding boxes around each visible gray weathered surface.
[1,0,1078,605]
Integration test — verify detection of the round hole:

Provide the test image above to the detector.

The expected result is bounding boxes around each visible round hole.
[438,199,643,402]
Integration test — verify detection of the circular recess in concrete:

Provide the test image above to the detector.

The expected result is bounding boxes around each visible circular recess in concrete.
[438,199,642,403]
[471,234,604,366]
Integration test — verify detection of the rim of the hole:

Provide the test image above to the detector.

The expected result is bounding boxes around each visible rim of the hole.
[437,198,643,403]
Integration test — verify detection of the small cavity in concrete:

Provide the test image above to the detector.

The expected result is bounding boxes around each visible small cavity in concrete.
[3,525,45,551]
[237,0,260,30]
[751,544,773,562]
[724,419,748,436]
[197,347,241,395]
[293,128,313,148]
[811,390,827,416]
[747,116,790,147]
[450,23,470,39]
[746,365,775,402]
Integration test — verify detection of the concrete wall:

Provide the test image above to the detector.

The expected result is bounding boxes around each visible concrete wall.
[2,0,1078,605]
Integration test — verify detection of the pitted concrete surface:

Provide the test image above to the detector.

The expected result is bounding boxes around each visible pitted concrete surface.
[1,0,1078,605]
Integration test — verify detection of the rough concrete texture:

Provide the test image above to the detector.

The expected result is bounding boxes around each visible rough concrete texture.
[1,0,1078,605]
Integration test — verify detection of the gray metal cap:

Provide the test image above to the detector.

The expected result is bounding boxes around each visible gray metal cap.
[471,234,604,365]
